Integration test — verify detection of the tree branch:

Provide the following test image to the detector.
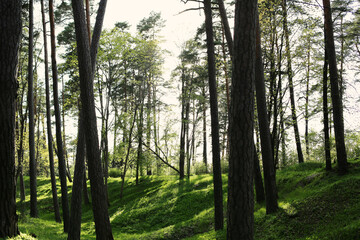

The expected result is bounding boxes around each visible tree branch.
[142,142,180,174]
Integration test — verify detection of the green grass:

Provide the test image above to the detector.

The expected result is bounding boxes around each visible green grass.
[6,158,360,239]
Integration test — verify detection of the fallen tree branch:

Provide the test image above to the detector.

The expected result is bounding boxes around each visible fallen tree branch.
[143,142,180,174]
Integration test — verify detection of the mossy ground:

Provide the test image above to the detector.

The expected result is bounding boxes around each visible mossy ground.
[5,158,360,239]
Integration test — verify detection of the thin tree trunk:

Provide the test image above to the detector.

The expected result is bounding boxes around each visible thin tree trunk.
[136,83,145,185]
[28,0,38,218]
[216,0,233,57]
[120,105,139,198]
[68,110,86,240]
[179,72,186,179]
[283,0,304,164]
[202,82,208,171]
[185,95,190,178]
[253,148,265,203]
[0,0,21,236]
[62,77,72,183]
[204,0,224,231]
[227,0,256,238]
[322,0,348,174]
[323,38,332,171]
[17,84,27,202]
[255,11,278,214]
[71,0,114,238]
[83,170,90,205]
[49,0,70,231]
[41,0,61,223]
[305,36,311,160]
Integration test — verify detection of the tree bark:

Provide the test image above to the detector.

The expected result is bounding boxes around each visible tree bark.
[323,44,332,171]
[322,0,348,174]
[179,71,186,179]
[282,0,304,164]
[216,0,233,57]
[28,0,38,219]
[227,0,257,238]
[41,0,61,223]
[71,0,114,238]
[253,148,265,203]
[305,36,311,160]
[202,81,208,171]
[49,0,70,231]
[204,0,224,231]
[255,11,278,214]
[68,110,86,240]
[0,0,21,236]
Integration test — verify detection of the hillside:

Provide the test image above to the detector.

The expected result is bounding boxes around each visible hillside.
[9,159,360,239]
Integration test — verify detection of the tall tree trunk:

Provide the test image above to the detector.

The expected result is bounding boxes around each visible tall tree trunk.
[41,0,61,223]
[305,36,311,160]
[323,45,332,171]
[136,83,145,185]
[71,0,114,239]
[0,0,21,236]
[28,0,38,218]
[120,104,139,198]
[49,0,70,231]
[202,82,208,172]
[68,110,86,240]
[255,11,278,214]
[283,0,304,164]
[274,29,284,167]
[227,0,256,238]
[204,0,224,231]
[16,79,27,202]
[179,72,186,179]
[253,148,265,203]
[185,95,191,178]
[62,77,72,183]
[146,78,152,175]
[322,0,348,174]
[216,0,233,57]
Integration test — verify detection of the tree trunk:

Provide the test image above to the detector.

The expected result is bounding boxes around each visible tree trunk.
[49,0,70,231]
[28,0,38,219]
[71,0,114,238]
[136,83,145,185]
[0,1,21,237]
[41,0,61,223]
[253,148,265,203]
[83,171,90,205]
[204,0,224,231]
[255,11,278,214]
[322,0,348,174]
[227,0,256,238]
[179,72,186,179]
[16,83,27,202]
[216,0,233,57]
[283,0,304,164]
[202,81,208,172]
[323,44,332,171]
[68,110,86,240]
[185,94,190,178]
[120,104,139,198]
[305,36,311,160]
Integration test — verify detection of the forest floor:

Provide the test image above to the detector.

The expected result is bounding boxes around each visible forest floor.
[7,158,360,240]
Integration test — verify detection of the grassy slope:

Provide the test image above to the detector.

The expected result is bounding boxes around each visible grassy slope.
[7,158,360,240]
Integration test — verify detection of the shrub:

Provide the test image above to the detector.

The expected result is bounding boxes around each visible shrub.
[109,168,122,178]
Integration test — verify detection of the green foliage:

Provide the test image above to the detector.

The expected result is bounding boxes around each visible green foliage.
[108,168,123,178]
[15,159,360,239]
[193,162,208,175]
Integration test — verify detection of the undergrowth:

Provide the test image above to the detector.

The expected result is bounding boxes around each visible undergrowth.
[5,158,360,239]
